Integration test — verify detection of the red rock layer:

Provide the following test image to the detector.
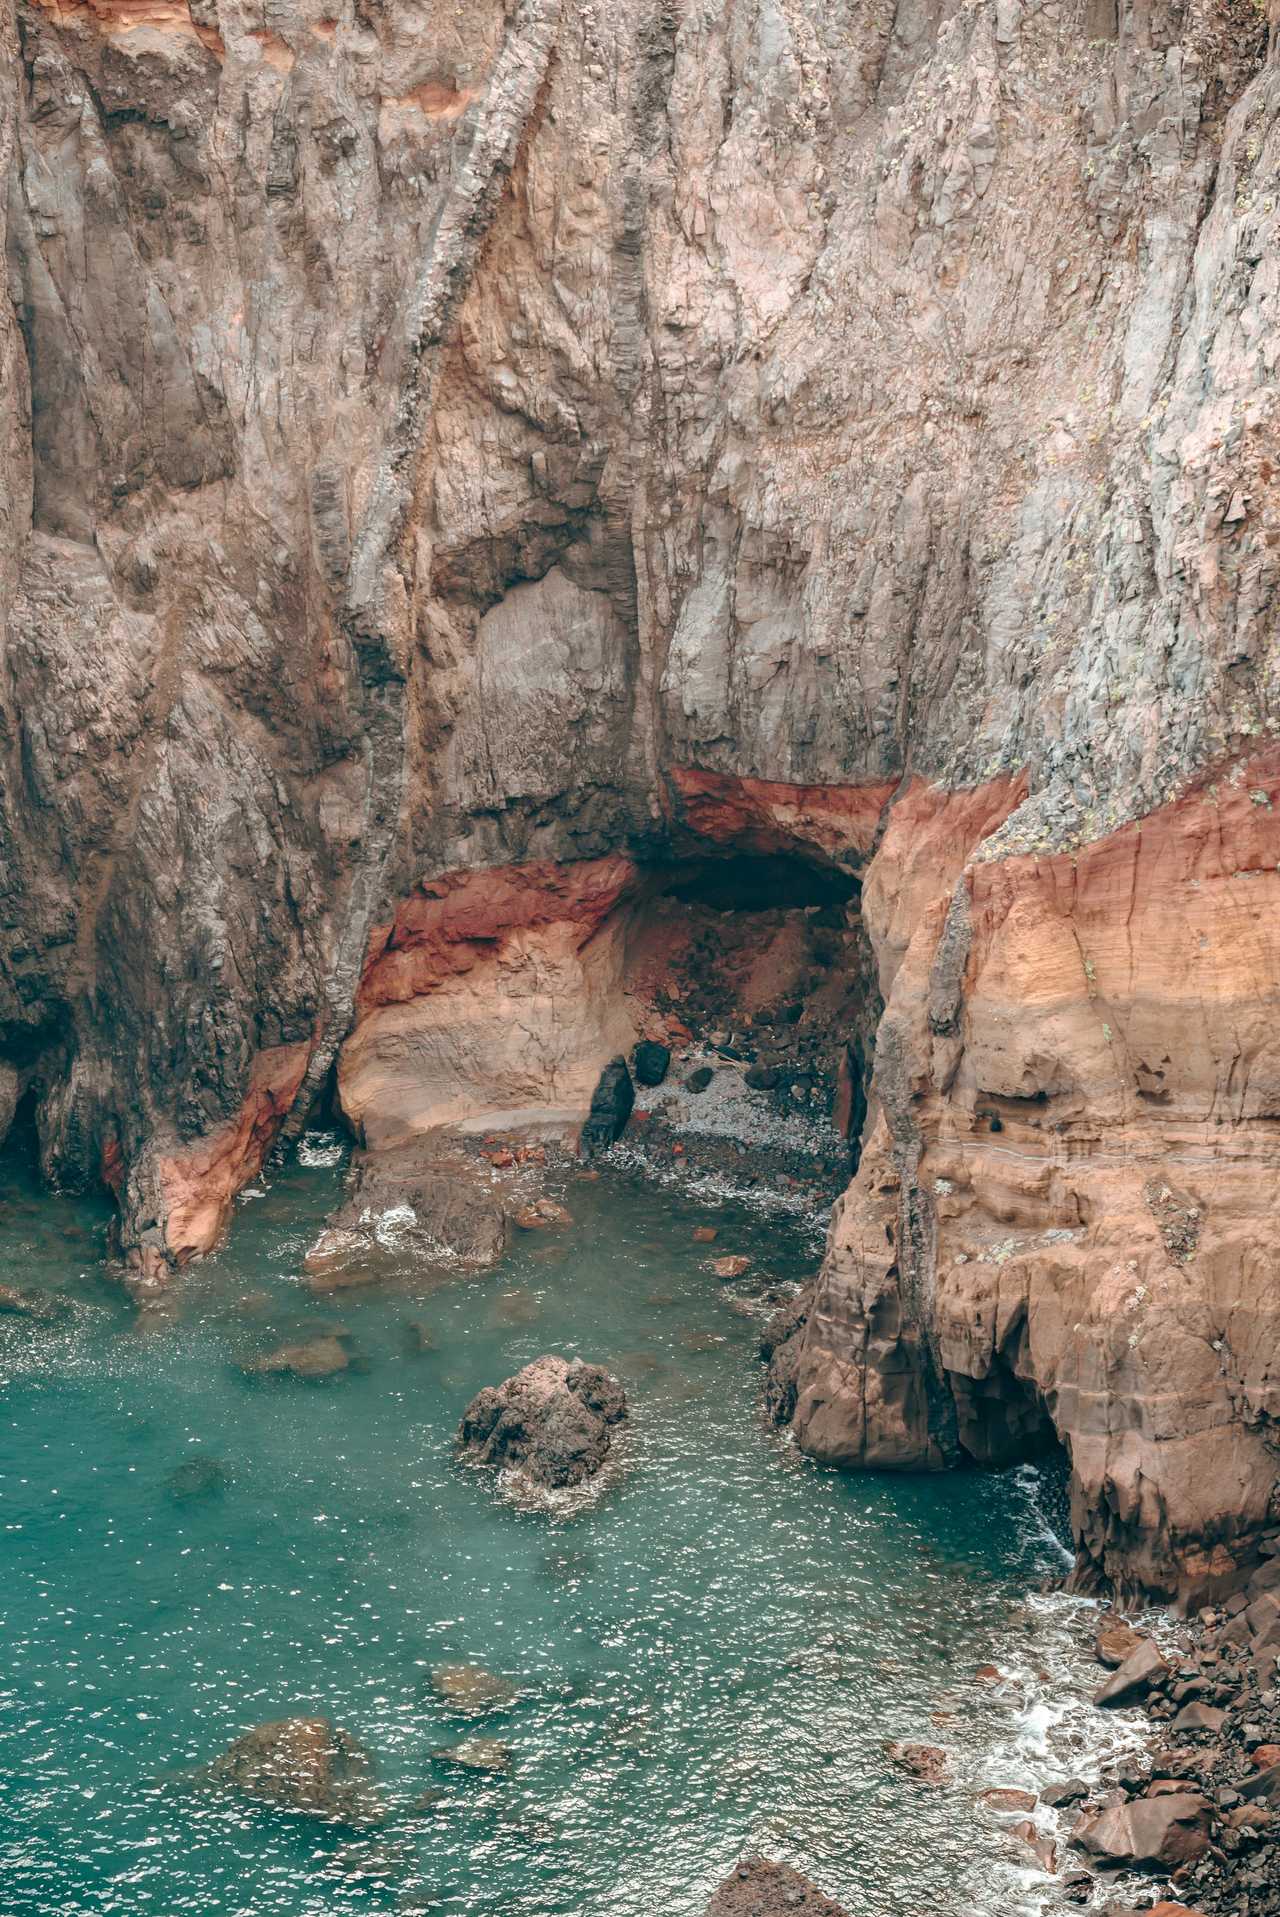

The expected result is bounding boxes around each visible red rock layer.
[774,751,1280,1604]
[669,766,898,862]
[153,1042,312,1268]
[357,855,638,1010]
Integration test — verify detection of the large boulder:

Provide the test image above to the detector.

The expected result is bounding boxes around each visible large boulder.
[1073,1793,1211,1869]
[706,1856,850,1916]
[456,1355,627,1490]
[1093,1638,1170,1707]
[580,1056,635,1152]
[632,1040,671,1087]
[304,1141,509,1290]
[199,1717,383,1828]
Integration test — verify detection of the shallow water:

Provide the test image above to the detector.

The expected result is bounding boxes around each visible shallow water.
[0,1137,1153,1916]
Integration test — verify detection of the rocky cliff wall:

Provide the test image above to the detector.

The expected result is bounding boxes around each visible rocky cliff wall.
[2,0,1278,1593]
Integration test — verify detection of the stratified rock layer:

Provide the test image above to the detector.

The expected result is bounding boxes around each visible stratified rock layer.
[2,0,1279,1597]
[767,752,1280,1602]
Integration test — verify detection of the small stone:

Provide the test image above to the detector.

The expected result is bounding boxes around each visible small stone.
[1094,1619,1145,1669]
[511,1199,572,1231]
[692,1226,718,1243]
[711,1255,751,1280]
[684,1066,714,1094]
[1094,1638,1170,1707]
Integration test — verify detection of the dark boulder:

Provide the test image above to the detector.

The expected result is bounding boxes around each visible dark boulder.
[580,1057,635,1152]
[684,1065,714,1093]
[706,1856,850,1916]
[633,1040,671,1087]
[456,1354,628,1491]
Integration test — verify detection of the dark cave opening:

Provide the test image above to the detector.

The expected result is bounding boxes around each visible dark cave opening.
[660,852,860,914]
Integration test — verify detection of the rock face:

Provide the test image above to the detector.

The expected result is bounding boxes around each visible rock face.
[2,0,1279,1597]
[456,1355,627,1491]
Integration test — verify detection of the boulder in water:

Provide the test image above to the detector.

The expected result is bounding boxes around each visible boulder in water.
[886,1741,952,1785]
[580,1057,634,1153]
[456,1354,627,1490]
[199,1717,383,1827]
[430,1664,518,1719]
[241,1334,350,1380]
[706,1855,850,1915]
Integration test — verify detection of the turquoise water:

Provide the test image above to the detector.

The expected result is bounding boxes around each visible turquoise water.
[0,1136,1148,1917]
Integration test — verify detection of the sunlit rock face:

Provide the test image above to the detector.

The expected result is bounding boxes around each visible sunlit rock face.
[2,0,1279,1591]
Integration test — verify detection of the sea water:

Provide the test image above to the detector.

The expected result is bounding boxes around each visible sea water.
[0,1135,1155,1916]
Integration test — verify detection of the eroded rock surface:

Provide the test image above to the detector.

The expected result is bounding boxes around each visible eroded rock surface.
[456,1354,627,1491]
[0,0,1278,1601]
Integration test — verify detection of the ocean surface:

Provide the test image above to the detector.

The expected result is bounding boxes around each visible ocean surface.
[0,1133,1154,1916]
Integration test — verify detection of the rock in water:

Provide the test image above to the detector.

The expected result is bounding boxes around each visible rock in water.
[633,1040,671,1087]
[456,1355,627,1490]
[580,1057,634,1153]
[886,1741,952,1785]
[430,1664,518,1718]
[706,1856,850,1915]
[431,1738,512,1775]
[199,1718,383,1827]
[0,1284,67,1321]
[240,1335,350,1380]
[166,1457,230,1502]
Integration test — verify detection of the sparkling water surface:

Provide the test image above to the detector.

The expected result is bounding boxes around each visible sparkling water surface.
[0,1135,1150,1916]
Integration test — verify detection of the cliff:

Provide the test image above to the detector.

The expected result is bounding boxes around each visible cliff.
[2,0,1278,1598]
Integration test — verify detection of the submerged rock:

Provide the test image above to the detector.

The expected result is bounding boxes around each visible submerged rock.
[456,1354,627,1490]
[580,1057,635,1153]
[706,1855,850,1916]
[166,1456,231,1502]
[0,1284,67,1321]
[431,1738,511,1775]
[430,1664,518,1719]
[886,1741,952,1785]
[241,1334,350,1380]
[199,1717,383,1827]
[511,1198,572,1231]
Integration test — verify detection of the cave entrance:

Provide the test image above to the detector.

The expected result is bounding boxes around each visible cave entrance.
[620,835,880,1174]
